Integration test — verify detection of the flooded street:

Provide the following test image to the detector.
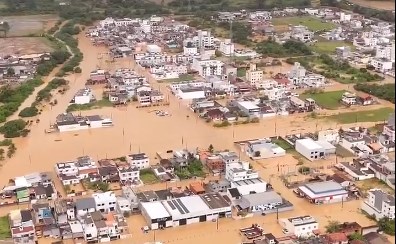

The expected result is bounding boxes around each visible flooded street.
[0,33,389,244]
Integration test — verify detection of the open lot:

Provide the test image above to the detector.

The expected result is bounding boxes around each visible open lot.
[272,16,336,32]
[309,40,355,54]
[0,37,54,56]
[0,14,58,37]
[355,178,394,195]
[300,90,346,110]
[325,107,395,124]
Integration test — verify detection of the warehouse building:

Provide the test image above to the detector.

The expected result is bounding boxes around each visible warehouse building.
[295,138,326,161]
[140,193,231,229]
[297,181,348,204]
[162,193,231,227]
[140,201,172,230]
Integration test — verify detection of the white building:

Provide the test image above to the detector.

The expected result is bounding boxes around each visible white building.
[55,162,78,177]
[361,189,395,220]
[126,153,150,169]
[194,30,214,49]
[376,42,395,62]
[191,58,224,78]
[118,166,140,184]
[236,101,260,117]
[147,44,162,53]
[291,25,314,43]
[243,139,286,159]
[161,194,232,227]
[72,88,95,105]
[288,63,326,87]
[278,216,318,238]
[93,191,118,213]
[177,86,206,100]
[183,42,198,55]
[246,63,263,86]
[219,39,235,56]
[225,161,258,182]
[341,92,357,105]
[140,201,173,230]
[295,138,326,161]
[228,178,267,200]
[370,58,393,72]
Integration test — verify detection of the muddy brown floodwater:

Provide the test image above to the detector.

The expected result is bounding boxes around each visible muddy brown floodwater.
[0,32,393,244]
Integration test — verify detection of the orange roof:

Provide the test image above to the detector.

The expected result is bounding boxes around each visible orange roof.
[79,168,98,174]
[327,232,348,242]
[189,182,205,193]
[369,143,383,151]
[105,212,115,226]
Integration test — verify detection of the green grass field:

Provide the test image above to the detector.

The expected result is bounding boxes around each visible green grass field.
[0,216,11,239]
[309,41,355,54]
[157,74,195,83]
[272,16,336,32]
[326,107,395,124]
[300,90,346,110]
[140,169,159,184]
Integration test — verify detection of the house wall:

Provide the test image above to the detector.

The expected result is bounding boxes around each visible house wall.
[295,141,325,161]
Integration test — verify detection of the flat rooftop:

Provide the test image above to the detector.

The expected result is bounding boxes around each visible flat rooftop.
[237,101,260,110]
[141,201,171,220]
[296,138,323,150]
[162,195,210,219]
[298,181,348,199]
[200,193,230,209]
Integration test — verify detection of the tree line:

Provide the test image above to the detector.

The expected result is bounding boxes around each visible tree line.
[354,83,395,104]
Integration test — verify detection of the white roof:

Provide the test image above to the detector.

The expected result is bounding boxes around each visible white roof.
[315,140,336,150]
[141,201,171,220]
[69,221,83,233]
[296,138,323,150]
[237,101,259,110]
[162,195,211,220]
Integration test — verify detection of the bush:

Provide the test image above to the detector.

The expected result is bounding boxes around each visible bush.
[74,67,82,73]
[298,166,310,174]
[19,107,39,117]
[0,119,27,138]
[0,78,43,123]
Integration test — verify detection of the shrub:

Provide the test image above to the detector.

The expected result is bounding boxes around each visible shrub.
[0,119,27,138]
[19,107,39,117]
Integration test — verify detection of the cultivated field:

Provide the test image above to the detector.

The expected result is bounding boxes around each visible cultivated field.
[272,16,336,32]
[0,37,54,56]
[348,0,395,10]
[0,14,58,37]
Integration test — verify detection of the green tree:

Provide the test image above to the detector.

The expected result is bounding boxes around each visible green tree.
[6,67,14,76]
[19,107,38,117]
[325,220,341,233]
[348,232,364,241]
[378,217,395,236]
[0,119,27,138]
[7,143,16,158]
[0,148,5,161]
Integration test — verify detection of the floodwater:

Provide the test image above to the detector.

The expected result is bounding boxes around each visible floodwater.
[0,33,392,244]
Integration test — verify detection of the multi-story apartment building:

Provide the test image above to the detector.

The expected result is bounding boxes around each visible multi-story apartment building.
[361,189,395,220]
[191,58,225,78]
[126,153,150,169]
